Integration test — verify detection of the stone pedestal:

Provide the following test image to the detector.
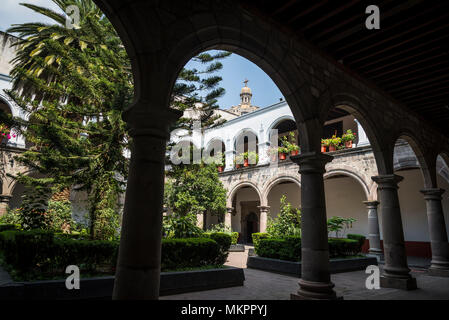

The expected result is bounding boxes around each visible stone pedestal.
[420,188,449,277]
[363,200,383,259]
[290,152,339,300]
[257,206,269,233]
[372,174,417,290]
[112,107,181,300]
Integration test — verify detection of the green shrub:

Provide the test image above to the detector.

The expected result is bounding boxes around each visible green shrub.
[162,214,204,238]
[328,238,360,258]
[0,230,228,279]
[258,236,301,261]
[252,232,269,254]
[209,233,231,264]
[231,232,239,245]
[0,229,55,274]
[266,195,301,238]
[0,224,19,232]
[347,234,366,248]
[161,238,219,270]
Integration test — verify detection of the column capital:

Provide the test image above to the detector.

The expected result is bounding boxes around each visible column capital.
[124,106,182,139]
[371,174,403,189]
[420,188,445,200]
[291,152,333,174]
[363,200,380,208]
[257,205,270,212]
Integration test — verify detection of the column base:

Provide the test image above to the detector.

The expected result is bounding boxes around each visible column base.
[380,275,417,290]
[428,267,449,277]
[290,279,342,300]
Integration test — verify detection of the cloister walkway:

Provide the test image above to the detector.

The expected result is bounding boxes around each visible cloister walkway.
[161,251,449,300]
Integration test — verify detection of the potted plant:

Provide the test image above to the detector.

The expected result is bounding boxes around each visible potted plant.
[321,138,329,153]
[286,132,300,156]
[242,152,249,167]
[278,145,289,160]
[247,151,259,166]
[215,151,225,172]
[234,154,243,169]
[342,129,356,149]
[328,135,341,152]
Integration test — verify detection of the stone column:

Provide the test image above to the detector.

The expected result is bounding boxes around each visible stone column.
[225,150,235,171]
[0,195,11,216]
[420,188,449,277]
[363,200,383,257]
[112,107,181,300]
[372,174,417,290]
[290,152,338,300]
[225,207,233,229]
[257,206,270,233]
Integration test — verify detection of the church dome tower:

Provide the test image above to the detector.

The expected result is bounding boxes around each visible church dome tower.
[240,79,252,105]
[228,79,259,116]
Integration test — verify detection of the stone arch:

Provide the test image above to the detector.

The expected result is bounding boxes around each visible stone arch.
[324,169,370,201]
[266,115,296,142]
[262,175,301,207]
[94,0,317,149]
[226,181,262,208]
[320,89,389,174]
[233,127,259,153]
[392,130,435,189]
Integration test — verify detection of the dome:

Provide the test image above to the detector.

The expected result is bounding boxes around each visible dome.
[241,86,252,94]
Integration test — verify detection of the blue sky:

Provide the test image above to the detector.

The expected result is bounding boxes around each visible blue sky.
[1,1,284,110]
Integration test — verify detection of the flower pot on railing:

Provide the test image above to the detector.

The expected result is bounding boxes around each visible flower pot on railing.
[279,152,287,160]
[290,150,299,156]
[329,145,336,152]
[244,159,249,167]
[345,140,353,149]
[218,166,224,172]
[321,145,327,153]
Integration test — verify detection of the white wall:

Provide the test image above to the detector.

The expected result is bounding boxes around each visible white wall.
[266,182,301,219]
[324,176,368,237]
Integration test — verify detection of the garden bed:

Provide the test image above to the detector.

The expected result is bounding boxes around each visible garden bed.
[247,255,377,276]
[0,266,245,300]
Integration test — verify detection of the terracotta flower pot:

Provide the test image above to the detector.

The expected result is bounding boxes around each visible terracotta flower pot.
[217,166,224,172]
[345,140,353,149]
[236,164,241,169]
[321,145,327,153]
[279,152,286,160]
[244,159,249,167]
[290,150,299,156]
[329,145,336,152]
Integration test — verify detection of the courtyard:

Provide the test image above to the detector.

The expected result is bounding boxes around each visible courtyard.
[162,250,449,300]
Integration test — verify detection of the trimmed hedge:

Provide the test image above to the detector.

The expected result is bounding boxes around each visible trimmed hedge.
[252,233,269,254]
[161,238,219,270]
[0,230,230,278]
[255,235,364,261]
[0,224,19,232]
[258,237,301,262]
[347,234,366,247]
[328,238,360,258]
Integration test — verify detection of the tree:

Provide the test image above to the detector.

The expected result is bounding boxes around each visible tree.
[4,0,230,239]
[164,163,227,223]
[266,195,301,238]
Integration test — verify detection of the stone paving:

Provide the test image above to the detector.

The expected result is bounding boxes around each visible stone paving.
[161,249,449,300]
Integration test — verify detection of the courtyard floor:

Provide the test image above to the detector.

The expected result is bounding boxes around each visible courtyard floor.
[161,248,449,300]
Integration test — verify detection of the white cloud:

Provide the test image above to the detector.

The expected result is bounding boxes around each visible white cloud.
[0,0,62,33]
